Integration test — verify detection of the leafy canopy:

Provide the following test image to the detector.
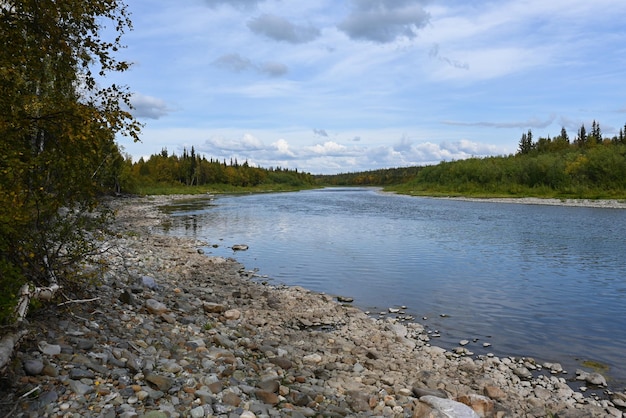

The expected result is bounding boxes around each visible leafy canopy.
[0,0,140,322]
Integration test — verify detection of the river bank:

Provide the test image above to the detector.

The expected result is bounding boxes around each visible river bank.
[1,194,624,417]
[433,196,626,209]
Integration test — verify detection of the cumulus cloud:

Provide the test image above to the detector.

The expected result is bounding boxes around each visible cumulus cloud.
[190,131,505,174]
[305,141,356,157]
[338,0,430,43]
[442,115,556,129]
[271,139,297,158]
[213,53,288,77]
[129,93,171,119]
[202,133,265,152]
[247,14,321,44]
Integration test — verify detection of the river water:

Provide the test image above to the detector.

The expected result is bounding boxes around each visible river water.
[159,187,626,388]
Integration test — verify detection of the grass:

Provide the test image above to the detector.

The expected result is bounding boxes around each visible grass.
[385,183,626,201]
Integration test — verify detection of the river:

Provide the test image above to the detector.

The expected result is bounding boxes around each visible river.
[158,187,626,389]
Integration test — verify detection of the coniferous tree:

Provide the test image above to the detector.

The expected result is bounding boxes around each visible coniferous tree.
[576,124,587,147]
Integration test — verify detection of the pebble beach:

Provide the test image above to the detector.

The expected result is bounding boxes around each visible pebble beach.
[1,194,625,418]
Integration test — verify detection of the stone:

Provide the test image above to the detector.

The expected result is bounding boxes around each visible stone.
[256,390,279,405]
[145,298,168,314]
[412,387,448,399]
[222,391,241,406]
[586,372,607,386]
[483,386,506,400]
[337,296,353,303]
[258,379,279,393]
[457,394,495,416]
[23,359,44,376]
[203,302,227,313]
[346,390,371,412]
[141,275,159,290]
[269,357,293,370]
[420,395,480,418]
[142,412,168,418]
[69,367,95,379]
[224,309,241,320]
[68,379,94,396]
[189,406,205,418]
[145,373,174,392]
[232,244,249,251]
[302,353,322,364]
[38,341,61,356]
[513,366,533,379]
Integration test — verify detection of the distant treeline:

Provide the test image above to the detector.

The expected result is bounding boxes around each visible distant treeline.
[314,166,423,186]
[121,147,315,191]
[318,121,626,199]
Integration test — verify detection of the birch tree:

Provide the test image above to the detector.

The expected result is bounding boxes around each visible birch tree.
[0,0,140,328]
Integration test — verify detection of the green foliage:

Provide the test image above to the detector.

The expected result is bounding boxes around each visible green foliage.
[318,123,626,200]
[315,166,423,186]
[0,0,138,322]
[125,149,315,194]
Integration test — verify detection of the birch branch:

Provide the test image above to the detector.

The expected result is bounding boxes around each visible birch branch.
[0,329,28,371]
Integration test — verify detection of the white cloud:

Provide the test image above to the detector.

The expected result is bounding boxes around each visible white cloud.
[271,139,297,158]
[306,141,351,156]
[129,93,171,119]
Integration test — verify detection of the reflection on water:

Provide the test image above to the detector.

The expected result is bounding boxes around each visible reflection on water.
[159,188,626,388]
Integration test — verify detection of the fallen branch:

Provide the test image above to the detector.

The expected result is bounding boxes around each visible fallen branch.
[0,329,28,371]
[15,256,62,322]
[57,297,100,307]
[15,283,61,322]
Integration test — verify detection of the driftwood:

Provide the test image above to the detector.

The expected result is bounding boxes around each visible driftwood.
[1,256,62,371]
[15,283,61,323]
[0,329,28,371]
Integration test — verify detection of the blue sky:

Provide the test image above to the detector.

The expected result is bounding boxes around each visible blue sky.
[110,0,626,174]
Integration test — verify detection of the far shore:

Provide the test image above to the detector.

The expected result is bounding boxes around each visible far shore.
[430,196,626,209]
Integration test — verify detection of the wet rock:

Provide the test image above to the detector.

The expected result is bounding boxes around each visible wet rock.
[576,370,607,386]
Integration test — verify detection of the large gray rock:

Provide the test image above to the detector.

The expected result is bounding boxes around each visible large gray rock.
[420,395,480,418]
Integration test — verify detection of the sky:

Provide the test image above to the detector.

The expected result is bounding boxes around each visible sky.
[108,0,626,174]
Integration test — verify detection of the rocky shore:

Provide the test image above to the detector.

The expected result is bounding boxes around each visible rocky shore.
[1,195,625,417]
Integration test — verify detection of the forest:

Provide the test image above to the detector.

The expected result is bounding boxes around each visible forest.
[386,122,626,199]
[122,147,315,194]
[321,122,626,199]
